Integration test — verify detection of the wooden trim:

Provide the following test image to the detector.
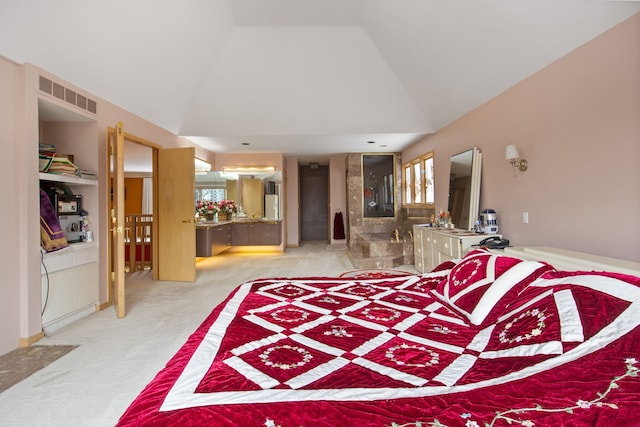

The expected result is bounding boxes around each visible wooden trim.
[19,332,45,347]
[106,127,161,149]
[96,301,111,311]
[152,149,159,281]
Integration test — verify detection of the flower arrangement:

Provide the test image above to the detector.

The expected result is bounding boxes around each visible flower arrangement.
[196,200,219,216]
[217,199,238,215]
[195,200,237,220]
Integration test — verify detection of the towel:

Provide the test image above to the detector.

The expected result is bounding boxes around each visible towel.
[333,211,345,240]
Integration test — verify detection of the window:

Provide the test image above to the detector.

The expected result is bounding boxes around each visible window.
[195,188,226,203]
[402,152,434,206]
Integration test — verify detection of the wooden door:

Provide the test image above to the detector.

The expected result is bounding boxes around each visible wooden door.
[108,122,126,317]
[157,147,196,281]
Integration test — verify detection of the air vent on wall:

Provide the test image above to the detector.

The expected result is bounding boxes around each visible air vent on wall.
[39,75,97,115]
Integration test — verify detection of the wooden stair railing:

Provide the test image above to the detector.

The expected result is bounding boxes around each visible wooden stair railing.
[124,214,153,271]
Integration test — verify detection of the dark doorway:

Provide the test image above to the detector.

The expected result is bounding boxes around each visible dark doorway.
[300,164,329,241]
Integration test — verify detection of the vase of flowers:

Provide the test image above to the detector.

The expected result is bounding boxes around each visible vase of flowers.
[217,200,237,221]
[196,200,219,221]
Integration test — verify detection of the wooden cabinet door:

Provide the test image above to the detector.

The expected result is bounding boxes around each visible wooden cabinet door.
[232,223,249,246]
[413,226,425,273]
[211,225,232,254]
[262,222,281,245]
[424,229,436,272]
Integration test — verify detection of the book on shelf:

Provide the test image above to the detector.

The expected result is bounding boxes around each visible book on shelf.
[39,150,97,180]
[47,156,78,175]
[78,169,98,180]
[39,154,53,172]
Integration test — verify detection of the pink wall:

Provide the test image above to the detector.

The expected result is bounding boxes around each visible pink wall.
[403,13,640,262]
[329,155,348,245]
[0,58,24,354]
[285,157,300,247]
[0,61,216,353]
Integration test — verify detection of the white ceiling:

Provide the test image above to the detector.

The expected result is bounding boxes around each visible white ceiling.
[2,0,639,168]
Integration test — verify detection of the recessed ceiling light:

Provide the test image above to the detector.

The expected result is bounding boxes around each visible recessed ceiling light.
[380,144,388,148]
[241,142,250,146]
[367,141,375,144]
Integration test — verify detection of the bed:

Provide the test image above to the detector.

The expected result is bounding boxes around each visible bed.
[117,247,640,426]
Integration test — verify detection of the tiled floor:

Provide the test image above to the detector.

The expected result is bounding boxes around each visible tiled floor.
[0,345,77,393]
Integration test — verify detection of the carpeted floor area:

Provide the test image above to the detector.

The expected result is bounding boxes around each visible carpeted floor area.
[0,241,417,426]
[0,345,77,393]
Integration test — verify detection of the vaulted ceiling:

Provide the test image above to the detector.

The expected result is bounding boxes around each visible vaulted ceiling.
[2,1,639,164]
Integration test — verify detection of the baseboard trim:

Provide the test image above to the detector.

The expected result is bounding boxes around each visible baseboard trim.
[20,332,45,347]
[42,305,96,335]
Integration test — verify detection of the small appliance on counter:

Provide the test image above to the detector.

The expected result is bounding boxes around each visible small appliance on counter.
[479,209,499,234]
[55,193,86,243]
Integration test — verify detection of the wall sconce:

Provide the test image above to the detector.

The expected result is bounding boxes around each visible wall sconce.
[505,144,528,173]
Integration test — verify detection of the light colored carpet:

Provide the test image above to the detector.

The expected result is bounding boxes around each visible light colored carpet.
[0,242,417,427]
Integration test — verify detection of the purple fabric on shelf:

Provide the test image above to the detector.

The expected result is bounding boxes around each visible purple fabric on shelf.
[40,189,68,252]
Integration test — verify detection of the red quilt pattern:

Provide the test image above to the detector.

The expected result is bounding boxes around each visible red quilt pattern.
[117,270,640,427]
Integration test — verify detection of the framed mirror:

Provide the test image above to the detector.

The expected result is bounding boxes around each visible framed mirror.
[363,154,394,218]
[448,148,482,230]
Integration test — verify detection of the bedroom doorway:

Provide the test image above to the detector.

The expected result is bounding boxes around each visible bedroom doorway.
[108,123,162,317]
[122,142,154,274]
[300,164,329,242]
[108,123,195,317]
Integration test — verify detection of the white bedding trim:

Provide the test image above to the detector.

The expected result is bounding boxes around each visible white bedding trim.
[434,354,477,386]
[554,290,584,342]
[353,357,428,387]
[225,356,280,389]
[285,357,350,389]
[463,261,548,325]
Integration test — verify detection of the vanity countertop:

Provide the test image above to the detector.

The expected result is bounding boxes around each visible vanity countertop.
[196,219,281,228]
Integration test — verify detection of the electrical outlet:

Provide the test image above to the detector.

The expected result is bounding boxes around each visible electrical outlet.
[522,212,529,224]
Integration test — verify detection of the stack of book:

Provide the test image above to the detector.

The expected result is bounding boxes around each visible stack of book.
[48,156,79,177]
[39,143,56,172]
[38,142,97,179]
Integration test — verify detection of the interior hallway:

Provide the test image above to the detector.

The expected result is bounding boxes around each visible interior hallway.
[0,242,417,427]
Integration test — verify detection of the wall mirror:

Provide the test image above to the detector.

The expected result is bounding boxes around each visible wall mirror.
[195,171,282,220]
[363,154,394,218]
[448,148,482,230]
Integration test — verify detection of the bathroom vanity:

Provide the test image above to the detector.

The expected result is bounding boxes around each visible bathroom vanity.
[196,220,282,257]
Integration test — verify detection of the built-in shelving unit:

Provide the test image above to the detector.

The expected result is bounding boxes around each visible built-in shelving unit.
[38,92,100,333]
[38,172,97,186]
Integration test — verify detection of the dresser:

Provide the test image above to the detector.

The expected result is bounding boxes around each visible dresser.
[413,226,500,273]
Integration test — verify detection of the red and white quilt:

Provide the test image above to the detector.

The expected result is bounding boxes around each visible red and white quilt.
[117,250,640,426]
